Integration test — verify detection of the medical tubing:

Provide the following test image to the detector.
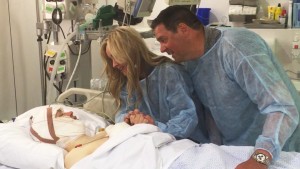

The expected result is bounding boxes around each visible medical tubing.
[65,43,82,90]
[58,24,89,56]
[49,31,76,100]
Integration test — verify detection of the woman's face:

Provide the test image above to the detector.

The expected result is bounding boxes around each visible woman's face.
[106,44,128,76]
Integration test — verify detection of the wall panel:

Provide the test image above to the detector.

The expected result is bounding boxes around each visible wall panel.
[0,0,17,120]
[9,0,42,115]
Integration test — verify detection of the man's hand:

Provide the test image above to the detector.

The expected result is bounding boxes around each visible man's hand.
[124,109,154,125]
[235,149,272,169]
[235,157,268,169]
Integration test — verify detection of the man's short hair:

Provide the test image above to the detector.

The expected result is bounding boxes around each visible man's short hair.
[150,5,202,32]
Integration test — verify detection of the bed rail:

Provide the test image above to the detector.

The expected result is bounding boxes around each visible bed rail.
[57,88,118,123]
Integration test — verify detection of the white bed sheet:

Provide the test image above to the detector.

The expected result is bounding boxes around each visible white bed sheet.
[0,164,14,169]
[0,164,16,169]
[169,144,300,169]
[71,124,196,169]
[72,124,300,169]
[1,104,300,169]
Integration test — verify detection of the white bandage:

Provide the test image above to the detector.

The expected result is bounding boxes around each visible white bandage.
[30,107,85,148]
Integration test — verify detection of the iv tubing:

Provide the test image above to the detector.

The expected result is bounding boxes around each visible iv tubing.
[65,43,82,90]
[48,31,76,101]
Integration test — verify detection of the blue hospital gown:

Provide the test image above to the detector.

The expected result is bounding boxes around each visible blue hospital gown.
[115,62,207,142]
[184,27,300,160]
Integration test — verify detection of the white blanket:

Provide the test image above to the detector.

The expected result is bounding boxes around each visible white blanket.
[71,124,197,169]
[169,144,300,169]
[72,123,300,169]
[1,105,300,169]
[0,164,15,169]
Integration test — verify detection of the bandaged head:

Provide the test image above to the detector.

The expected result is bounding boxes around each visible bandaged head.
[30,107,85,148]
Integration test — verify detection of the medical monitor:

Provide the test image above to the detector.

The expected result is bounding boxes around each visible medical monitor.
[117,0,156,17]
[165,0,201,5]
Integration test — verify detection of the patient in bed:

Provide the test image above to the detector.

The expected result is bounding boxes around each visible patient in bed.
[29,106,129,169]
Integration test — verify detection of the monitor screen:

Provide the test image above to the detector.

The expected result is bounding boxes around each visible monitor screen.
[117,0,156,17]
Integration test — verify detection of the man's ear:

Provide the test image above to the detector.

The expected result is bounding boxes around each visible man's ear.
[177,23,188,34]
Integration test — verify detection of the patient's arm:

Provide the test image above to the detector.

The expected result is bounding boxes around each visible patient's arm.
[64,131,109,169]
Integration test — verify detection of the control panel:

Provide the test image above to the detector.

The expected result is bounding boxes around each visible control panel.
[45,46,68,82]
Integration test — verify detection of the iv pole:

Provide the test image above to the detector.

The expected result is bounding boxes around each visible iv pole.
[35,0,46,105]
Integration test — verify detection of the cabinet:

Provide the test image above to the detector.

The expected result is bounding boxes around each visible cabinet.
[228,0,257,23]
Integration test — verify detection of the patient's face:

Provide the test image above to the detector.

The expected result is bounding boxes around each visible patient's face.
[55,109,77,119]
[106,44,128,76]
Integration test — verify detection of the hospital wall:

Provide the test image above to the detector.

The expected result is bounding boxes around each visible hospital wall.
[0,0,41,120]
[0,0,298,121]
[0,1,17,120]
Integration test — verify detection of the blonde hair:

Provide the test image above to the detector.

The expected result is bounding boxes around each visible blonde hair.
[100,26,173,108]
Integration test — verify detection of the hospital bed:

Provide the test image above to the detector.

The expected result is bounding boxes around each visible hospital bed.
[1,88,300,169]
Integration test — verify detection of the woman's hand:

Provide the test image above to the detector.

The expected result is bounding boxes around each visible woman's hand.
[124,109,154,125]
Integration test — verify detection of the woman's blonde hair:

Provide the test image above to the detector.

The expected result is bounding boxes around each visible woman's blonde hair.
[100,26,172,107]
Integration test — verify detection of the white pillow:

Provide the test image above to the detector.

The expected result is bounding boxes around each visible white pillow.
[15,104,108,136]
[0,105,109,169]
[0,123,65,169]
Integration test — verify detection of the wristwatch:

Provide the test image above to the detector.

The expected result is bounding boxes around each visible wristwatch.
[252,152,271,166]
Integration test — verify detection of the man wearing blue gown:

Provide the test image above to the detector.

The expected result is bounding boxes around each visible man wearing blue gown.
[151,5,300,169]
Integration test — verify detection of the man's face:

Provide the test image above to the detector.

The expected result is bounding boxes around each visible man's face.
[154,24,187,62]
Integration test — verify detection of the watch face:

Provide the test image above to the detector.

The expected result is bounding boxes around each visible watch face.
[256,153,266,162]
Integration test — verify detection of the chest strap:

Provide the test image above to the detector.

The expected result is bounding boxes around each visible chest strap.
[29,107,60,144]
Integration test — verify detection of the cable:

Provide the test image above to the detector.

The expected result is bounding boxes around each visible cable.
[43,53,63,94]
[68,41,92,55]
[122,12,127,26]
[122,0,128,26]
[58,25,91,55]
[128,14,132,26]
[71,20,74,32]
[43,31,60,101]
[65,43,82,90]
[58,24,76,54]
[127,0,131,25]
[46,31,51,44]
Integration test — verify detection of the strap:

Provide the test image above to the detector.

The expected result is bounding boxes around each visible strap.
[29,107,60,144]
[46,107,60,141]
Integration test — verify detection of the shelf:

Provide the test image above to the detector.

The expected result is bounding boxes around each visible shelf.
[229,15,256,23]
[229,0,256,6]
[244,23,286,29]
